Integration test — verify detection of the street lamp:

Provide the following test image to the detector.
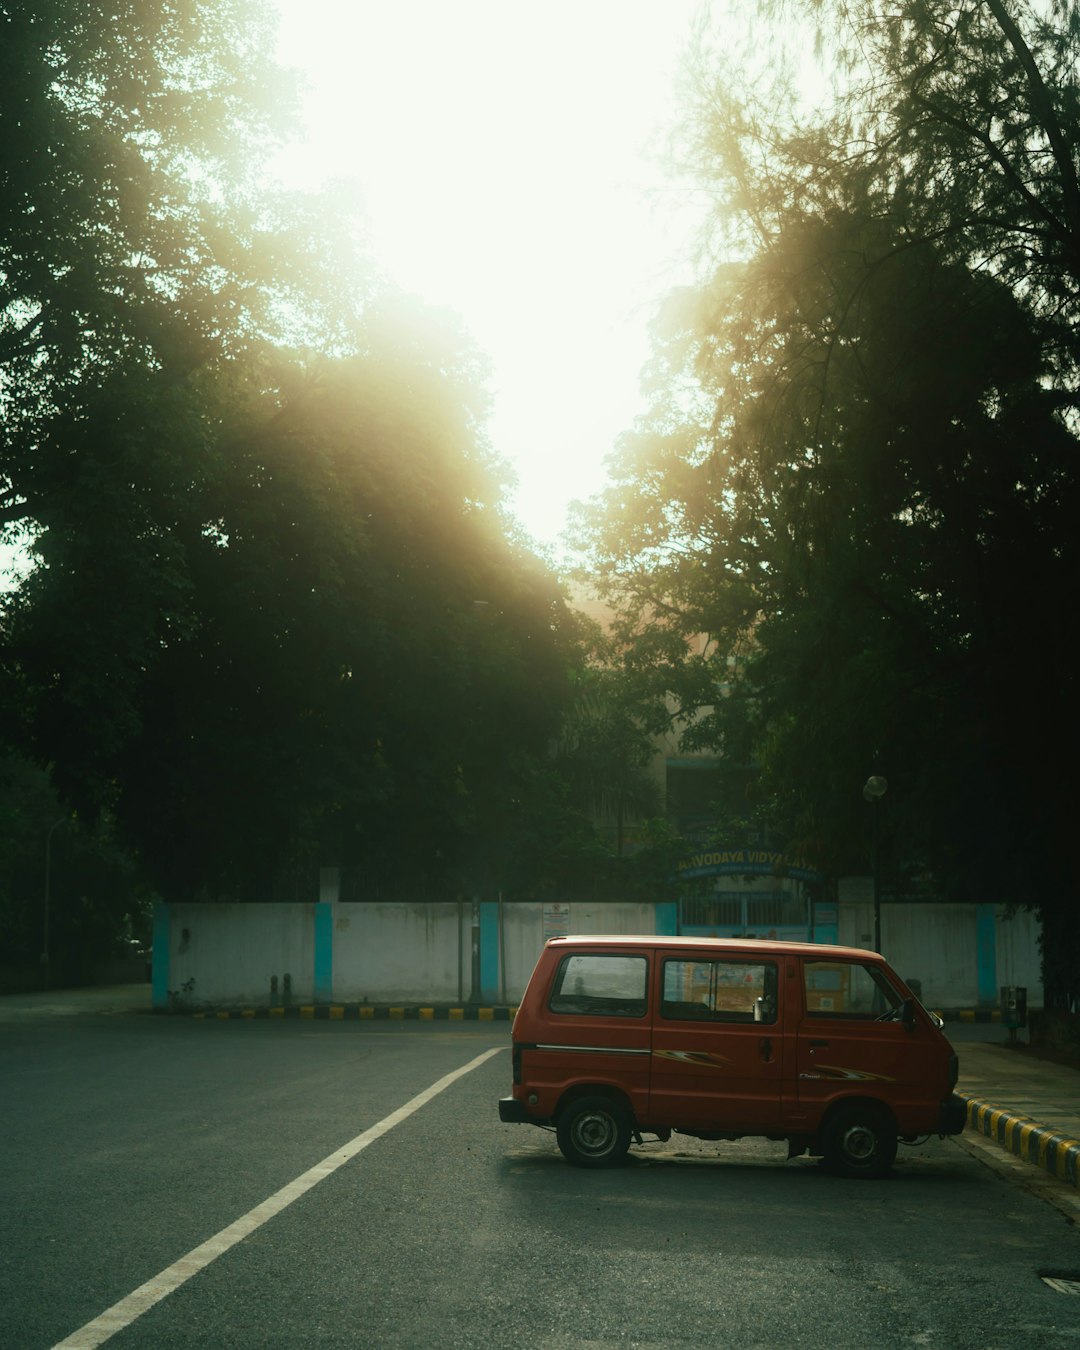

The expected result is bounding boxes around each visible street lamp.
[42,816,67,991]
[862,775,888,952]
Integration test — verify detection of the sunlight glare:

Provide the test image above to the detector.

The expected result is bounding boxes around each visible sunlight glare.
[271,0,707,550]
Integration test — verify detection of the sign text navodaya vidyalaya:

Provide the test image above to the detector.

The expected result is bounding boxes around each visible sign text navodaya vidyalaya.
[677,849,821,882]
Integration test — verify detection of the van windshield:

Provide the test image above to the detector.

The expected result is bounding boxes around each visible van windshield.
[548,954,648,1018]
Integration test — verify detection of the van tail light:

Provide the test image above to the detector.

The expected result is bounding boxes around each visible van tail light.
[948,1053,958,1090]
[512,1044,522,1085]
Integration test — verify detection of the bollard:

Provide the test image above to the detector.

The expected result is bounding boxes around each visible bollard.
[1001,985,1027,1045]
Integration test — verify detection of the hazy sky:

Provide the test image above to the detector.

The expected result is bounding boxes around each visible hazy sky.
[271,0,710,552]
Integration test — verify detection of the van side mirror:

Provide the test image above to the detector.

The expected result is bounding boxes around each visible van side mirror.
[902,997,916,1031]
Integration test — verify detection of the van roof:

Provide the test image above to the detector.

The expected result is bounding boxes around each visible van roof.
[544,934,885,962]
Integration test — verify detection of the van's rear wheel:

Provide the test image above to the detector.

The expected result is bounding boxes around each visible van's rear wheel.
[821,1103,897,1179]
[556,1095,631,1168]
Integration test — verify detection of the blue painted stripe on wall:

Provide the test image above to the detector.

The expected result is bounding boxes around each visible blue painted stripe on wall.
[314,903,334,1003]
[480,902,500,1002]
[976,903,997,1006]
[151,901,170,1010]
[654,902,678,936]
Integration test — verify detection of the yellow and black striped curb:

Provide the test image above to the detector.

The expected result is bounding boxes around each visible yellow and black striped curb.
[959,1092,1080,1188]
[180,1004,518,1022]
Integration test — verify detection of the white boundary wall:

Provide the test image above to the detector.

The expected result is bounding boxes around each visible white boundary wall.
[837,902,1042,1009]
[155,899,1042,1010]
[500,902,660,1002]
[163,902,317,1006]
[331,903,464,1003]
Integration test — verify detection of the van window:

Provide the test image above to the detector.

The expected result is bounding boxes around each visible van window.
[804,960,901,1018]
[548,954,648,1018]
[661,959,777,1024]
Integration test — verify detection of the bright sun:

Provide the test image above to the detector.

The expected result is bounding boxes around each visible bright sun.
[270,0,707,551]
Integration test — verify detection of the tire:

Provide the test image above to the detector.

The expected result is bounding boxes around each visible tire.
[820,1103,897,1179]
[556,1095,632,1169]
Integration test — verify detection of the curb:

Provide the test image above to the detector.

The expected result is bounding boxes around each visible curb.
[958,1091,1080,1188]
[182,1004,518,1022]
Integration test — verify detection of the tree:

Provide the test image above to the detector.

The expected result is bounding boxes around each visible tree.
[576,0,1080,1002]
[0,0,357,457]
[0,753,152,990]
[0,0,588,922]
[0,0,369,800]
[555,663,665,857]
[7,314,578,902]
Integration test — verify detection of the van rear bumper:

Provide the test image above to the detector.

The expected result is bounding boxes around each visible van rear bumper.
[499,1096,530,1123]
[940,1093,967,1135]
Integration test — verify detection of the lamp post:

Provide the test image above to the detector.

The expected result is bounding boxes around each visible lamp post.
[42,816,67,991]
[862,775,888,952]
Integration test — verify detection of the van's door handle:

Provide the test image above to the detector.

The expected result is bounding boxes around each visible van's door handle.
[809,1039,828,1047]
[759,1037,773,1062]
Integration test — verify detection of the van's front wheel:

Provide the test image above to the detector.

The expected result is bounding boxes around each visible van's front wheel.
[821,1103,897,1179]
[556,1095,632,1168]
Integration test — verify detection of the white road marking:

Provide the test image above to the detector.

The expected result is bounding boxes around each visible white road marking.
[51,1047,504,1349]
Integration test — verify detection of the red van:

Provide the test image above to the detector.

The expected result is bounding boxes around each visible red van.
[498,935,966,1177]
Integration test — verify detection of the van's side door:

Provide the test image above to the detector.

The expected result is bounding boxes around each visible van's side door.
[648,953,782,1132]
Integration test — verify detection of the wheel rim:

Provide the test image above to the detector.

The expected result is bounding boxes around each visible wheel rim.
[571,1108,617,1158]
[840,1122,878,1163]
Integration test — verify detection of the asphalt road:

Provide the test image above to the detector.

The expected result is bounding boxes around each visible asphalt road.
[4,1013,1080,1349]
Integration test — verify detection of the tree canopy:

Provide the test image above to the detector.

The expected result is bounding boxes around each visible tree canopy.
[0,0,592,937]
[576,0,1080,1001]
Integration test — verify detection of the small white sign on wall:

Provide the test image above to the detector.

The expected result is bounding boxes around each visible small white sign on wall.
[543,903,571,941]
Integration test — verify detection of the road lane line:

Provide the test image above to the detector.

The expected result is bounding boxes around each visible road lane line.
[51,1047,504,1349]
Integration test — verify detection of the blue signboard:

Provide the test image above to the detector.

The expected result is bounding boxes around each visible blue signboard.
[678,848,821,883]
